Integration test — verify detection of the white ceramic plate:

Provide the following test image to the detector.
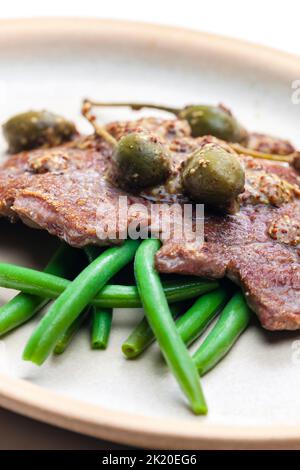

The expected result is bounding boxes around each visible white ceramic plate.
[0,18,300,450]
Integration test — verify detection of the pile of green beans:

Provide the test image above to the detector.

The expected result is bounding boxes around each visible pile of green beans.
[0,235,253,416]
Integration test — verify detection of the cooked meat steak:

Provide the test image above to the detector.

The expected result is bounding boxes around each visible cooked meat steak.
[0,135,152,246]
[0,117,300,330]
[156,203,300,330]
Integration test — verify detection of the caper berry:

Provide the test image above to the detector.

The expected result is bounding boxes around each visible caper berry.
[3,110,77,153]
[181,143,245,206]
[113,132,170,190]
[178,105,247,142]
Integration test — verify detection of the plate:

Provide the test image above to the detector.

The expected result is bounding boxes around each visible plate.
[0,18,300,450]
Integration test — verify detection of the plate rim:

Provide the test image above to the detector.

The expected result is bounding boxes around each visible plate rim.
[0,17,300,449]
[1,372,300,450]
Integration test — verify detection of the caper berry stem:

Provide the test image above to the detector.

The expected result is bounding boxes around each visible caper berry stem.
[230,143,293,163]
[85,99,180,115]
[81,99,117,147]
[83,99,292,164]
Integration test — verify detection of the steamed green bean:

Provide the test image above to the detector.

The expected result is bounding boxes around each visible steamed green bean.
[193,291,251,376]
[91,308,113,349]
[122,301,186,359]
[85,247,113,350]
[54,309,89,355]
[134,239,207,415]
[176,288,228,346]
[0,263,218,308]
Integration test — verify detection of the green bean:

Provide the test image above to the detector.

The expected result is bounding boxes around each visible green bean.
[23,239,140,365]
[84,245,135,285]
[122,301,186,359]
[84,247,113,350]
[0,244,80,336]
[0,263,218,307]
[91,308,113,349]
[134,239,207,415]
[54,309,89,355]
[176,288,228,346]
[93,279,217,308]
[193,291,252,376]
[0,264,73,297]
[122,288,227,359]
[53,246,95,355]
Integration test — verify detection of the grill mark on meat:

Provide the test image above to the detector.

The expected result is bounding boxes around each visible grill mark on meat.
[0,117,300,330]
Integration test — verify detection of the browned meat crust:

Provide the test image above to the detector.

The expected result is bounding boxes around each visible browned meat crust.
[246,132,295,156]
[0,137,149,246]
[0,117,300,331]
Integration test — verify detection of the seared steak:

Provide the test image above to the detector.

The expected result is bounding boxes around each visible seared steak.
[0,117,300,330]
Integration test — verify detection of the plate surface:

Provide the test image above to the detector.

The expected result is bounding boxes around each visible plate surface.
[0,18,300,449]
